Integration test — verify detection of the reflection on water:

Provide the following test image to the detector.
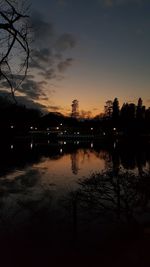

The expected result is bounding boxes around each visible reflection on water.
[0,140,150,266]
[71,152,80,175]
[1,140,150,179]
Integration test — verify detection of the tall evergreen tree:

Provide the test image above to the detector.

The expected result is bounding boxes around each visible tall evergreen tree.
[112,98,120,121]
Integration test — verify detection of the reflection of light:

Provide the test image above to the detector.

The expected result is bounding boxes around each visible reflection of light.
[64,130,67,133]
[77,132,80,135]
[64,141,66,145]
[30,126,33,130]
[35,127,38,130]
[91,128,93,130]
[47,128,49,131]
[56,127,59,130]
[60,123,63,126]
[47,133,50,135]
[48,140,50,144]
[114,142,116,149]
[91,143,93,148]
[113,128,116,131]
[60,148,63,153]
[11,144,14,149]
[10,125,14,129]
[103,132,106,136]
[60,132,63,135]
[30,143,33,149]
[77,141,79,145]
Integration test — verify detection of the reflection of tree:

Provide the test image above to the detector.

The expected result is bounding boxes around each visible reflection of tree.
[65,170,150,225]
[71,151,80,175]
[94,150,112,170]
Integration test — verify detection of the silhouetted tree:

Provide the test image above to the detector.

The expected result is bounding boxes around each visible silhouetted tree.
[128,103,136,120]
[65,170,150,224]
[104,100,113,118]
[112,97,120,122]
[0,0,30,101]
[136,98,144,120]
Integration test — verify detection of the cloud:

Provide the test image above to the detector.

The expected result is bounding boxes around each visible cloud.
[57,58,74,72]
[38,68,56,80]
[29,13,76,82]
[55,33,76,52]
[20,80,47,100]
[31,12,54,47]
[0,90,48,112]
[0,75,48,100]
[47,105,63,112]
[31,48,52,65]
[0,12,76,112]
[98,0,142,7]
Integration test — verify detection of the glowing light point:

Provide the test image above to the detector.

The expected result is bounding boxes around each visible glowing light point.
[30,143,33,149]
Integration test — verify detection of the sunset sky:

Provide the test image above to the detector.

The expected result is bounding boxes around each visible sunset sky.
[2,0,150,116]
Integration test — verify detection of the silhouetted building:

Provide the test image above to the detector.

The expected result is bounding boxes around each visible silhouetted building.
[71,99,79,118]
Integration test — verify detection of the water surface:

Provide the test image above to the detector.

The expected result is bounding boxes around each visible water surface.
[0,139,150,267]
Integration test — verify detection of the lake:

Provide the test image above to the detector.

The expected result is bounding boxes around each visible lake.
[0,139,150,267]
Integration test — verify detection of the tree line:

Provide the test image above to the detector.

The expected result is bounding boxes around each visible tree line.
[102,97,150,135]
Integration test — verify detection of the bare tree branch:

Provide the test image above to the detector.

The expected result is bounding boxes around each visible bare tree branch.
[0,0,30,101]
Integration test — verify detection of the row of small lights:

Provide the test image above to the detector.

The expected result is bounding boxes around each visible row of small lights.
[10,141,118,152]
[10,141,91,150]
[10,124,117,134]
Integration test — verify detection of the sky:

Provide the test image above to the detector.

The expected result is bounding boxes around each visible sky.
[1,0,150,116]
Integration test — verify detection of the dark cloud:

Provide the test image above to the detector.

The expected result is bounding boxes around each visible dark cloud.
[38,68,56,80]
[98,0,142,7]
[29,13,76,86]
[0,90,48,112]
[31,12,54,46]
[16,96,48,112]
[32,48,52,62]
[0,12,76,111]
[55,33,76,52]
[47,105,63,112]
[29,59,44,70]
[57,58,74,72]
[0,76,49,103]
[20,80,47,100]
